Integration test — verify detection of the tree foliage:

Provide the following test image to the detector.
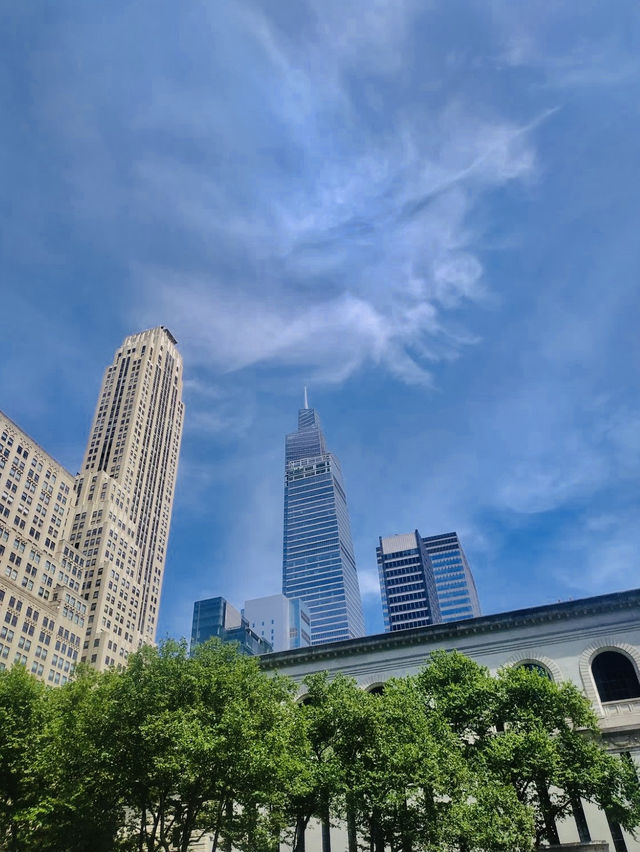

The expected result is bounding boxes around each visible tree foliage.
[0,645,638,852]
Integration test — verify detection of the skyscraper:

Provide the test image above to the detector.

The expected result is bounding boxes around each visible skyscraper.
[282,395,364,644]
[376,531,441,632]
[377,529,480,632]
[73,327,184,669]
[422,532,480,623]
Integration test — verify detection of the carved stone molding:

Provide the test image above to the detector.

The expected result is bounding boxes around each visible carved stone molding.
[602,729,640,750]
[502,652,564,682]
[578,639,640,715]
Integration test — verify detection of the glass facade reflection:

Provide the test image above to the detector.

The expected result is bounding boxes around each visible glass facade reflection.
[422,532,480,623]
[190,596,272,656]
[283,403,364,645]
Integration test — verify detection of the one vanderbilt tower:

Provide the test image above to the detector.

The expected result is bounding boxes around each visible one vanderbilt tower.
[73,327,184,669]
[282,391,364,644]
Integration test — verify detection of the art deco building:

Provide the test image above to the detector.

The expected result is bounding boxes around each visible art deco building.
[72,327,184,669]
[0,413,87,685]
[282,394,364,644]
[0,327,184,678]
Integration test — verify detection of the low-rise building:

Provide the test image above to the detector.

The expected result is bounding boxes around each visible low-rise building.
[262,588,640,852]
[243,593,311,651]
[191,596,272,656]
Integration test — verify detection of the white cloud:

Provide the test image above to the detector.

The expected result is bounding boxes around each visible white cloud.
[133,109,540,387]
[357,567,384,601]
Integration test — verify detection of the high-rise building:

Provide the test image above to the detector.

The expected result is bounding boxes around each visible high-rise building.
[422,531,480,623]
[0,327,184,680]
[0,412,87,685]
[243,593,311,652]
[377,529,480,632]
[282,394,364,645]
[191,597,272,656]
[376,531,441,632]
[72,327,184,669]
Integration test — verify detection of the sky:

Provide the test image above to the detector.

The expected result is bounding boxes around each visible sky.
[1,0,639,641]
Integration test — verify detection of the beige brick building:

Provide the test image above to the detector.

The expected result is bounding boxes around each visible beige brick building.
[74,327,184,669]
[0,326,184,677]
[0,414,87,684]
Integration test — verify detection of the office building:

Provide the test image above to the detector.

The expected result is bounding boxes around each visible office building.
[72,327,184,669]
[0,413,87,685]
[377,529,480,632]
[243,593,311,652]
[376,531,441,632]
[282,394,364,644]
[422,532,480,623]
[191,596,272,656]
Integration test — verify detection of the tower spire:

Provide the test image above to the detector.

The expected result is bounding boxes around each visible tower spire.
[304,386,309,409]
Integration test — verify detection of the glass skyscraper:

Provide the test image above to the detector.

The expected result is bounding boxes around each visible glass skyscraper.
[377,529,480,631]
[422,532,481,623]
[282,397,364,644]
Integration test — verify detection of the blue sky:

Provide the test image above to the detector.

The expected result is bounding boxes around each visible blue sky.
[2,0,639,640]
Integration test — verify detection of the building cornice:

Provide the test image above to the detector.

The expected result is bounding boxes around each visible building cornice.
[260,589,640,670]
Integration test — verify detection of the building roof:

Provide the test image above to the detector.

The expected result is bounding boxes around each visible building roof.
[260,588,640,669]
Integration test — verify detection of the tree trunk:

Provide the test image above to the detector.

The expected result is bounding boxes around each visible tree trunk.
[293,815,307,852]
[371,809,385,852]
[536,781,560,846]
[400,798,412,852]
[138,806,146,852]
[223,800,233,852]
[9,819,19,852]
[321,805,332,852]
[347,803,358,852]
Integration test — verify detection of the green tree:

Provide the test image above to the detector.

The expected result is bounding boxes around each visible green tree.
[489,662,640,845]
[416,650,640,848]
[285,672,369,852]
[24,665,125,852]
[0,664,48,852]
[109,638,301,852]
[346,676,534,852]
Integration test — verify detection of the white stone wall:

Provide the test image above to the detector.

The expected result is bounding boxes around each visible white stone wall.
[265,591,640,852]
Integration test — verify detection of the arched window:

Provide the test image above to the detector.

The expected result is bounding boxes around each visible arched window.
[592,651,640,703]
[297,694,314,706]
[519,661,552,680]
[367,684,385,696]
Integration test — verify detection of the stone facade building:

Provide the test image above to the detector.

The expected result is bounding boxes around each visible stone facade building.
[0,326,184,677]
[263,588,640,852]
[0,413,86,684]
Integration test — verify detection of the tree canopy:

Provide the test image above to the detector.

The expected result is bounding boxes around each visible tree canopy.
[0,643,638,852]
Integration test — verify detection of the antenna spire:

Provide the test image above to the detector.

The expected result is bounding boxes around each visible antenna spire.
[303,386,309,409]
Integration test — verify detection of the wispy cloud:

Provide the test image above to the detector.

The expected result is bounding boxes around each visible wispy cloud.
[128,6,543,388]
[3,0,638,640]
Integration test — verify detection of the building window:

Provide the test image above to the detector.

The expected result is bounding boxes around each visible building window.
[592,651,640,703]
